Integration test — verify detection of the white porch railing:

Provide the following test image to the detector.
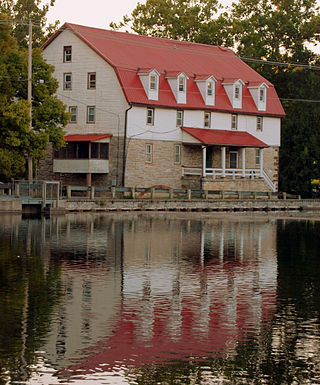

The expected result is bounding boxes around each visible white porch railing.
[182,167,276,192]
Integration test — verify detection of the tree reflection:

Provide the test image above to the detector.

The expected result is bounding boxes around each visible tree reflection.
[0,218,63,383]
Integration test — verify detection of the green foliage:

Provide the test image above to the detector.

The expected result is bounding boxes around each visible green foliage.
[0,16,68,181]
[0,0,59,48]
[110,0,232,46]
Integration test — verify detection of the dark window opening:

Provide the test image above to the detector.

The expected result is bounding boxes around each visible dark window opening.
[55,142,89,159]
[91,143,109,159]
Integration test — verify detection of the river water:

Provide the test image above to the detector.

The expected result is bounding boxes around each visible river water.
[0,212,320,384]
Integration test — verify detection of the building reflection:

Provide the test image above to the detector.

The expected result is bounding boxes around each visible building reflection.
[37,214,278,377]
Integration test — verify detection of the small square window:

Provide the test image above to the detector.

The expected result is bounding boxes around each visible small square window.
[176,110,184,127]
[178,77,185,92]
[146,144,153,163]
[63,46,72,62]
[207,82,213,96]
[174,145,181,164]
[88,73,96,89]
[69,106,77,123]
[150,75,157,90]
[204,112,211,128]
[63,73,72,90]
[231,114,238,130]
[87,106,95,123]
[147,108,154,125]
[256,116,263,131]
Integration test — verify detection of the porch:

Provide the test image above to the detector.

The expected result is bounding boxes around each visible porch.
[181,127,277,192]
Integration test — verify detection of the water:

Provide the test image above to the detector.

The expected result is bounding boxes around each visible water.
[0,213,320,384]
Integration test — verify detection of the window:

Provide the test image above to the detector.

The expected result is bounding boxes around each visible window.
[54,142,89,159]
[231,114,238,130]
[91,143,109,159]
[147,108,154,125]
[87,73,96,89]
[229,151,238,168]
[150,75,157,90]
[176,110,184,126]
[256,149,261,165]
[87,106,95,123]
[204,112,211,128]
[146,144,153,163]
[174,145,181,164]
[63,46,72,62]
[207,82,213,96]
[69,106,77,123]
[256,116,263,131]
[234,85,240,99]
[178,76,185,92]
[63,73,72,90]
[259,88,265,102]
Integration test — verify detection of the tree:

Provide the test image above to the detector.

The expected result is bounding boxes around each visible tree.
[0,16,68,181]
[110,0,232,46]
[0,0,59,48]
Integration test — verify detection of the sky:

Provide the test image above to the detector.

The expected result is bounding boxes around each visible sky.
[45,0,146,30]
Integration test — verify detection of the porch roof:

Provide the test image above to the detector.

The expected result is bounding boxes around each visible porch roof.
[181,127,267,148]
[64,134,112,142]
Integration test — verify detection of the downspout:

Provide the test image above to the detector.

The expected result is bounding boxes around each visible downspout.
[122,104,133,187]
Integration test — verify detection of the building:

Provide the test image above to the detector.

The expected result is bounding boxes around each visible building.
[40,23,285,192]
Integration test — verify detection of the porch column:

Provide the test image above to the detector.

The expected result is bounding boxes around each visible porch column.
[259,148,264,177]
[221,146,226,177]
[202,146,206,177]
[241,148,246,177]
[86,173,92,198]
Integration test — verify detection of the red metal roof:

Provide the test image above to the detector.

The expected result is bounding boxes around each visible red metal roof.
[182,127,268,147]
[64,134,112,142]
[42,23,285,117]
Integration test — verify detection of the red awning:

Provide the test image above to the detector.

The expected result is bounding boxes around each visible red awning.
[64,134,112,142]
[182,127,267,148]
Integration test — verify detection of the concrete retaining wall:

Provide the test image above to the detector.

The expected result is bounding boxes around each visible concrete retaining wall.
[0,199,22,212]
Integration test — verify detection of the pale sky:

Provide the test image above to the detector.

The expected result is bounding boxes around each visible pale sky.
[45,0,232,30]
[45,0,146,30]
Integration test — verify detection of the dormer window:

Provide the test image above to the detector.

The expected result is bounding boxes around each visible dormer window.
[195,75,216,106]
[166,72,188,104]
[178,76,185,92]
[150,75,157,91]
[222,79,244,109]
[138,69,159,101]
[234,85,240,100]
[248,82,269,111]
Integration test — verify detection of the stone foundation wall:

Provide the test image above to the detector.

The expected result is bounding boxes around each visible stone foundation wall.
[202,178,271,192]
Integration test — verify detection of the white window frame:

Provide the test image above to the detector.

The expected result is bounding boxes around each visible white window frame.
[146,144,153,163]
[174,144,181,164]
[204,112,211,128]
[207,81,213,96]
[146,108,154,125]
[234,84,240,100]
[69,106,77,123]
[149,75,157,91]
[178,76,185,92]
[256,116,263,131]
[63,73,72,90]
[231,114,238,130]
[229,151,238,169]
[259,88,265,102]
[87,106,95,123]
[176,110,184,127]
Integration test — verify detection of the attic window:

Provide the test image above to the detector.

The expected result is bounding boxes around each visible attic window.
[234,85,240,99]
[63,46,72,62]
[178,77,185,92]
[150,75,157,90]
[207,82,213,96]
[259,88,265,102]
